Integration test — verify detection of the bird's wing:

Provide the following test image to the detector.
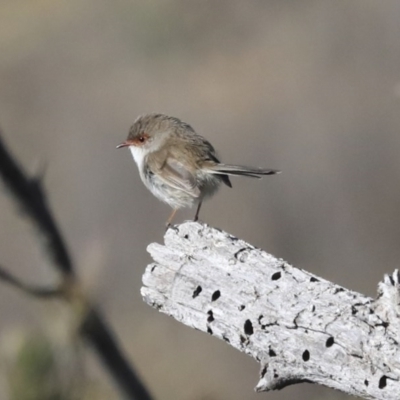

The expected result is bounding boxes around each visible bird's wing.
[150,154,201,198]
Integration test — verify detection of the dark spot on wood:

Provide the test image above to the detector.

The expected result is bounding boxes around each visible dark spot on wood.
[183,234,189,239]
[240,335,246,344]
[273,371,279,378]
[311,305,316,312]
[192,286,202,298]
[207,327,213,335]
[244,319,254,335]
[239,305,246,311]
[207,310,214,323]
[326,337,334,347]
[261,366,267,377]
[379,375,387,389]
[310,277,319,282]
[271,271,281,281]
[269,348,276,357]
[223,335,230,343]
[351,306,358,315]
[211,290,221,301]
[234,248,248,260]
[228,234,239,242]
[302,350,310,361]
[151,265,157,272]
[364,379,369,386]
[333,287,344,294]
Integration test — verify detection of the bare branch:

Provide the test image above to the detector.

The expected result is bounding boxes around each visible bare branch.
[142,222,400,400]
[0,134,73,276]
[0,129,153,400]
[0,264,62,298]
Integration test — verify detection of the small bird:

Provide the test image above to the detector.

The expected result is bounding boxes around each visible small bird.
[117,114,280,227]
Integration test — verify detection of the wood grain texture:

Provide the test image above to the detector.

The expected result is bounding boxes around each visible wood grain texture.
[142,221,400,400]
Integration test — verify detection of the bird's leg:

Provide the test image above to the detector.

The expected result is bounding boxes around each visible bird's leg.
[194,201,203,222]
[165,209,178,230]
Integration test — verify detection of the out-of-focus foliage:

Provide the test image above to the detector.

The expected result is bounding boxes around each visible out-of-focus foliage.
[2,329,82,400]
[1,325,112,400]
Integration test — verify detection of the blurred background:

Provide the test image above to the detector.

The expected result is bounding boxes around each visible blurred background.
[1,1,400,399]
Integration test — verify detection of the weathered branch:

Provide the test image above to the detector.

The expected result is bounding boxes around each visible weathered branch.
[142,222,400,400]
[0,130,153,400]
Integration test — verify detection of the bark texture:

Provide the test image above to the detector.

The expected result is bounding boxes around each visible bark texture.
[142,221,400,400]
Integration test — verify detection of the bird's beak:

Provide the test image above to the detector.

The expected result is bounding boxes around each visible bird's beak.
[116,140,134,149]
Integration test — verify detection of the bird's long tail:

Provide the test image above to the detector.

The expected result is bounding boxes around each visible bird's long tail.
[206,164,281,179]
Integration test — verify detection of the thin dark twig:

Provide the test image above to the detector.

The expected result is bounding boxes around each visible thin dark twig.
[81,309,153,400]
[0,134,73,276]
[0,129,153,400]
[0,264,63,298]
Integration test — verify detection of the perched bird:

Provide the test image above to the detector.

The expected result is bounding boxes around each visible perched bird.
[117,113,280,227]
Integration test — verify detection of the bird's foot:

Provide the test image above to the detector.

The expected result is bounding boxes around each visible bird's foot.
[165,223,179,233]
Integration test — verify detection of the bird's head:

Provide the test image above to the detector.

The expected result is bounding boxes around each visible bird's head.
[116,113,180,153]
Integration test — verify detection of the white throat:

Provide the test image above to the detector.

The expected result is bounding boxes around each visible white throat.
[128,134,167,169]
[129,146,147,169]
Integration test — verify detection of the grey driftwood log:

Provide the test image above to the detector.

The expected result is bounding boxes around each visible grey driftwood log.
[141,222,400,400]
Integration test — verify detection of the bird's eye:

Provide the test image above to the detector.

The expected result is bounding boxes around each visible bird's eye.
[138,136,145,143]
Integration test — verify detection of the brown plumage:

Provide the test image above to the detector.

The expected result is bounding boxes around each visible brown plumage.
[117,113,280,226]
